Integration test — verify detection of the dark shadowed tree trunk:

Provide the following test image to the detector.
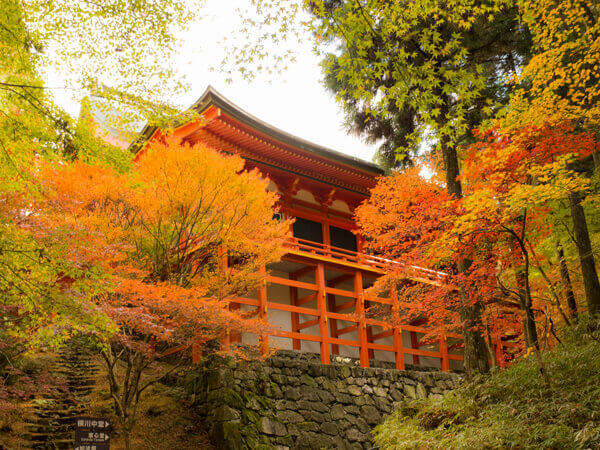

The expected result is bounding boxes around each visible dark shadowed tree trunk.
[556,240,578,319]
[568,191,600,315]
[439,110,490,375]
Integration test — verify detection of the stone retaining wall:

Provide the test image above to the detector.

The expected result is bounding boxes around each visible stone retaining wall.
[185,351,460,449]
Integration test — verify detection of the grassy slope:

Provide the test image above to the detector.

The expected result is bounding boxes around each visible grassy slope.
[375,330,600,449]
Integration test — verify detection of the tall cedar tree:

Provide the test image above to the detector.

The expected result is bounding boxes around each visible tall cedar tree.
[306,0,531,374]
[316,0,531,169]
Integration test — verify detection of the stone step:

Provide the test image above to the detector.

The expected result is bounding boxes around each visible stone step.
[29,438,74,449]
[25,423,73,432]
[24,416,78,425]
[22,431,73,442]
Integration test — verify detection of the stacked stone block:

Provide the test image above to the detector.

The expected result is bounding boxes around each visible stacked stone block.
[185,351,460,449]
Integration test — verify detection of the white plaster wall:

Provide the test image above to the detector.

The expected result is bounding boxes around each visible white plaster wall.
[330,199,351,214]
[294,189,319,205]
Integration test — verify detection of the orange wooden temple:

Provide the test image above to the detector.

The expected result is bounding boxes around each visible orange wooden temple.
[132,87,515,371]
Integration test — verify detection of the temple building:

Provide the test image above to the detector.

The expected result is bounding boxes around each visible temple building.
[91,87,514,371]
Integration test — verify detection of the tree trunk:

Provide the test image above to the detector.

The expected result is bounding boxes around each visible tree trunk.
[568,191,600,315]
[516,268,539,349]
[440,126,490,375]
[124,432,132,450]
[556,240,578,318]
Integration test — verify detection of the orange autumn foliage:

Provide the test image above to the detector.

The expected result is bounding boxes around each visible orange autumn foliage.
[356,123,597,361]
[39,138,291,353]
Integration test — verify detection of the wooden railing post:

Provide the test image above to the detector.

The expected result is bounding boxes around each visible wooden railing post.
[439,333,450,372]
[410,330,420,365]
[258,265,269,356]
[354,270,369,367]
[391,286,405,370]
[316,263,330,364]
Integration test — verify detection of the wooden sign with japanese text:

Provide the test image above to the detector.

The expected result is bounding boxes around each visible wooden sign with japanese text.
[74,416,110,450]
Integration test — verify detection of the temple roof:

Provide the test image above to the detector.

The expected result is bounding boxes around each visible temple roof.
[132,86,383,196]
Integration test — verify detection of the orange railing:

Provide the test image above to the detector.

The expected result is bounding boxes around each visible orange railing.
[284,237,448,286]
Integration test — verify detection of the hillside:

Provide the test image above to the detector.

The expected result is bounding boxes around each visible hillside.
[374,324,600,449]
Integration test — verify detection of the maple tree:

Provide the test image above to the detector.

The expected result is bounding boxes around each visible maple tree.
[503,0,600,316]
[228,0,537,374]
[39,138,289,448]
[357,122,596,372]
[0,0,204,409]
[508,0,600,129]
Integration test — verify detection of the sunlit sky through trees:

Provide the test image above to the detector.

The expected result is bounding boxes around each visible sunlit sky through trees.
[49,0,378,163]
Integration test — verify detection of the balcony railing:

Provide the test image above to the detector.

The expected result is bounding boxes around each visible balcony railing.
[283,237,448,286]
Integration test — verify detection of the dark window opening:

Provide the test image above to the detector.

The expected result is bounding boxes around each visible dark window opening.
[292,217,323,244]
[330,226,357,252]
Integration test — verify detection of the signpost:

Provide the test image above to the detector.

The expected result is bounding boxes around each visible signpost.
[74,417,110,450]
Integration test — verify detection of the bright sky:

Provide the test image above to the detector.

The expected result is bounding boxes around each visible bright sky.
[49,0,378,162]
[169,0,378,163]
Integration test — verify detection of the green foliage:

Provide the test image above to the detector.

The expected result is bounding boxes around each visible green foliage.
[315,0,531,168]
[375,319,600,449]
[0,0,199,363]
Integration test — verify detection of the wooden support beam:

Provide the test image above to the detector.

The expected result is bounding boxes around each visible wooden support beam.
[290,265,316,279]
[410,330,420,365]
[439,333,449,371]
[334,299,356,312]
[297,292,317,306]
[230,303,241,344]
[365,299,375,360]
[355,270,369,367]
[391,286,405,370]
[298,317,319,330]
[290,273,300,350]
[371,329,394,341]
[327,292,339,354]
[219,246,233,351]
[316,263,330,364]
[267,302,319,316]
[267,275,317,291]
[328,273,354,287]
[322,221,331,257]
[324,286,357,297]
[258,265,268,356]
[333,324,358,336]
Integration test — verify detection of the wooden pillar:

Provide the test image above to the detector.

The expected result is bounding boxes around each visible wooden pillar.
[356,234,365,264]
[355,270,369,367]
[316,263,330,364]
[219,247,232,351]
[322,221,331,257]
[327,291,339,355]
[366,299,375,360]
[258,265,269,356]
[439,333,449,372]
[410,331,420,365]
[391,286,405,370]
[290,273,301,350]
